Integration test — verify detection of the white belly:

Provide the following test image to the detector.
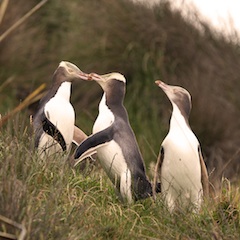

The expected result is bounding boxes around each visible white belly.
[97,140,133,203]
[38,133,63,158]
[161,134,203,210]
[93,94,114,134]
[43,96,75,150]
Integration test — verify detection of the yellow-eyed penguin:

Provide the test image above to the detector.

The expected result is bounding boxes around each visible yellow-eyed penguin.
[154,80,209,211]
[74,72,159,203]
[33,61,86,158]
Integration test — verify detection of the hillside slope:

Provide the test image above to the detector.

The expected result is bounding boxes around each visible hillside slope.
[1,0,240,188]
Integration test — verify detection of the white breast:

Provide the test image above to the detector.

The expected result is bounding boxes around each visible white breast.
[38,134,63,158]
[93,93,114,133]
[97,140,132,203]
[42,82,75,152]
[161,106,203,210]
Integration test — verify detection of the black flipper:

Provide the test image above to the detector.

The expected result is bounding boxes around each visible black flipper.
[153,147,164,199]
[42,116,66,151]
[74,126,114,159]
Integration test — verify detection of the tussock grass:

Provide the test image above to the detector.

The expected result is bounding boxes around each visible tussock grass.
[1,0,240,189]
[0,114,240,239]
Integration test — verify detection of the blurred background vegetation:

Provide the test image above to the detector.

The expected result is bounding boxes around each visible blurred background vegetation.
[1,0,240,189]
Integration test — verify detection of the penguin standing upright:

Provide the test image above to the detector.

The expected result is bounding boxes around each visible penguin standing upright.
[154,80,209,211]
[33,61,86,158]
[74,72,156,203]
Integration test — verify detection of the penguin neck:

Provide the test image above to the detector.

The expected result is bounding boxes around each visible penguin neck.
[54,81,72,101]
[169,103,191,134]
[99,93,110,113]
[97,90,127,125]
[104,82,125,112]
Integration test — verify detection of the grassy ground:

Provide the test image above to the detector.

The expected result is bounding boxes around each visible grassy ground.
[1,0,240,186]
[0,115,239,239]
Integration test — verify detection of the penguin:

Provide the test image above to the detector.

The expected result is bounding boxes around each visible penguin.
[33,61,86,158]
[153,80,209,211]
[74,72,158,203]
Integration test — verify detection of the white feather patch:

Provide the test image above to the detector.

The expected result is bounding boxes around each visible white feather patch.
[161,105,203,210]
[93,94,114,133]
[97,140,132,203]
[41,82,75,152]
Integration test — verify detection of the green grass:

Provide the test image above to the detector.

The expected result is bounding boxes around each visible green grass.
[0,115,239,239]
[2,0,240,187]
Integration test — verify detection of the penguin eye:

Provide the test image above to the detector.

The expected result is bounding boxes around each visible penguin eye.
[173,89,178,94]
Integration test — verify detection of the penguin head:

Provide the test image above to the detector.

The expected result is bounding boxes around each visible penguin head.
[53,61,85,83]
[155,80,192,118]
[79,72,126,90]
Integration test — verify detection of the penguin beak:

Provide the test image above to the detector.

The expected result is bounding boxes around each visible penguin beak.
[78,72,90,80]
[155,80,169,92]
[78,72,104,82]
[87,73,104,82]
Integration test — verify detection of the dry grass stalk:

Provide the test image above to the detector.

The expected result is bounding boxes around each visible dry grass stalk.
[0,83,46,128]
[0,76,14,93]
[0,0,48,42]
[0,214,26,240]
[0,0,9,24]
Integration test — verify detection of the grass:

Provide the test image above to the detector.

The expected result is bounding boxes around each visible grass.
[1,0,240,188]
[0,114,239,239]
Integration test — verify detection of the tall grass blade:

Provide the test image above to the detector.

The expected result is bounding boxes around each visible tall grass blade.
[0,0,48,42]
